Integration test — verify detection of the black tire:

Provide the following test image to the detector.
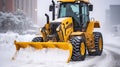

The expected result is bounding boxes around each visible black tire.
[70,36,86,61]
[89,32,103,56]
[32,37,43,42]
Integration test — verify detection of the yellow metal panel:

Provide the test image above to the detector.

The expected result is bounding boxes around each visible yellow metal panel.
[79,0,89,3]
[86,21,100,34]
[14,40,72,50]
[58,0,75,2]
[67,43,73,63]
[94,21,100,28]
[58,0,89,3]
[86,21,94,34]
[57,30,64,41]
[57,17,73,42]
[71,32,83,36]
[45,24,50,30]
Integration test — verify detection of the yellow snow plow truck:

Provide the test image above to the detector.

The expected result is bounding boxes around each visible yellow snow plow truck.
[12,0,103,62]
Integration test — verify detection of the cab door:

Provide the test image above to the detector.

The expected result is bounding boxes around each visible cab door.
[81,3,90,31]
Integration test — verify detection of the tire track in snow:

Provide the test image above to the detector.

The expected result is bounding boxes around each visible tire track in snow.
[107,50,120,67]
[104,44,120,55]
[93,49,116,67]
[67,49,115,67]
[104,44,120,67]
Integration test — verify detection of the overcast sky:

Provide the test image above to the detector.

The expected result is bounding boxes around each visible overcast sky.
[37,0,120,26]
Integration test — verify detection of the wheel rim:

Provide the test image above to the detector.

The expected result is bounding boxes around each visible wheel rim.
[99,37,102,51]
[80,42,85,56]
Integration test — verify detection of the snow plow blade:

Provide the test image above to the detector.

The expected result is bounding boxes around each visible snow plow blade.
[12,40,73,63]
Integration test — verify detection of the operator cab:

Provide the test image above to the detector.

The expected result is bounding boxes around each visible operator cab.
[49,0,93,32]
[58,2,93,31]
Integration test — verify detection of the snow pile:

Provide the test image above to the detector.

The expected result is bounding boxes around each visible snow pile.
[0,32,69,67]
[0,32,36,67]
[0,32,120,67]
[0,10,35,34]
[0,32,35,48]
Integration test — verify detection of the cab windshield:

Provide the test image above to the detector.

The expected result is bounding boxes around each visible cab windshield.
[59,3,80,23]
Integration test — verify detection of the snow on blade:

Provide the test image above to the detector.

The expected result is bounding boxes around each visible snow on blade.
[16,48,69,63]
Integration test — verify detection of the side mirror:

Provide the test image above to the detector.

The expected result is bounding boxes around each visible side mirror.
[49,4,53,11]
[89,4,93,11]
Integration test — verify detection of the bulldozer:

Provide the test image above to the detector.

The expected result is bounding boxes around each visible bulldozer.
[12,0,103,63]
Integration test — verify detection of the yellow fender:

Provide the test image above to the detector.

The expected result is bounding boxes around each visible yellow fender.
[86,21,100,34]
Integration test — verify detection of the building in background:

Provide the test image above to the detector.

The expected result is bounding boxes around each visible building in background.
[14,0,37,23]
[106,5,120,25]
[110,5,120,25]
[0,0,37,23]
[0,0,14,12]
[106,5,120,35]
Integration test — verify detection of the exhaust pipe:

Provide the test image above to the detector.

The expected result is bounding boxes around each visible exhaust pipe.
[45,14,49,24]
[52,0,55,20]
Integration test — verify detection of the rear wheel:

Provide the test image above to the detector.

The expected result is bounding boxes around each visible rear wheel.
[89,32,103,56]
[32,37,43,42]
[70,36,86,61]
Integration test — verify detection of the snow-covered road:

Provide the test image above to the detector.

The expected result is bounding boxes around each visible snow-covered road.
[0,32,120,67]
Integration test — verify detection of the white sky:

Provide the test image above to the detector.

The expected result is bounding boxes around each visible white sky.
[37,0,120,26]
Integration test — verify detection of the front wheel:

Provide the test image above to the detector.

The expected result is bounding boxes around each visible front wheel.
[70,36,86,61]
